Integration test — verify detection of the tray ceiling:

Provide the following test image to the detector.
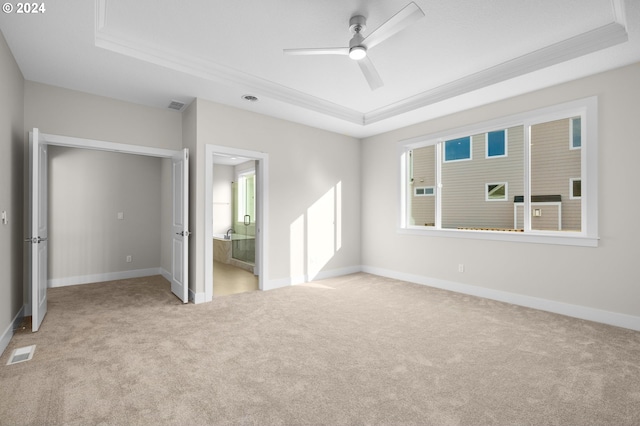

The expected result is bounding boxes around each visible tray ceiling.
[1,0,639,137]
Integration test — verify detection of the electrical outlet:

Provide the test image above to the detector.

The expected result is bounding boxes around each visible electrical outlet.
[126,255,132,263]
[458,264,464,273]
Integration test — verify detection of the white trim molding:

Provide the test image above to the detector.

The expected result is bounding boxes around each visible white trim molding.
[362,265,640,332]
[0,306,25,357]
[94,0,628,129]
[48,268,163,288]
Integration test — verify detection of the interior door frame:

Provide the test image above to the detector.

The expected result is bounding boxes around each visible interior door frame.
[30,130,188,318]
[204,144,269,301]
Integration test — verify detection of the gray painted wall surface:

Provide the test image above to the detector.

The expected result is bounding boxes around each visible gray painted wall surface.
[47,146,163,280]
[0,29,25,350]
[362,62,640,318]
[193,99,362,293]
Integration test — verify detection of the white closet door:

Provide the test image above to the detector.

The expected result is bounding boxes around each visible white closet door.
[171,148,189,303]
[29,128,48,331]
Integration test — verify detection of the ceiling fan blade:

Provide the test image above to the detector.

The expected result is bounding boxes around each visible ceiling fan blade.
[283,47,349,56]
[362,2,425,50]
[358,56,384,90]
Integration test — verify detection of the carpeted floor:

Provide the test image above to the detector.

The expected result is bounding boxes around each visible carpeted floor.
[1,273,639,425]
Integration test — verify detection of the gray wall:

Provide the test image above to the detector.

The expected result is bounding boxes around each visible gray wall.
[192,99,362,293]
[24,81,183,283]
[362,62,640,320]
[0,30,25,352]
[48,146,163,282]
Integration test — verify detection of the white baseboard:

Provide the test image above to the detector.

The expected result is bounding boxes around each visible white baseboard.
[362,265,640,332]
[48,268,163,288]
[263,265,362,291]
[1,306,25,357]
[190,288,206,304]
[160,268,171,283]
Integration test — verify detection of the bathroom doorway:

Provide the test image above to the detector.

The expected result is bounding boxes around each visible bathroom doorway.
[205,145,268,300]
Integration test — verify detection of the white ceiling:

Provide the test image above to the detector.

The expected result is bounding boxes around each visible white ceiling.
[1,0,639,138]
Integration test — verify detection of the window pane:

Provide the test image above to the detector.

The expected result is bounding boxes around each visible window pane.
[237,173,256,222]
[487,130,506,157]
[531,118,581,231]
[572,117,582,148]
[409,146,436,226]
[571,179,582,198]
[442,127,524,230]
[486,183,507,200]
[444,137,471,162]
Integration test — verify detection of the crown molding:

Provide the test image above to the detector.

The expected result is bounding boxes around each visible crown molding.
[94,1,363,125]
[364,21,628,125]
[95,0,628,129]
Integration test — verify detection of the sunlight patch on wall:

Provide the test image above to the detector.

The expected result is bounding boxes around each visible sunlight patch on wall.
[290,214,305,284]
[289,182,343,282]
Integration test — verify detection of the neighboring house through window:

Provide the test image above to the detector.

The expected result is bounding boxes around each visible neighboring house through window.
[399,97,598,246]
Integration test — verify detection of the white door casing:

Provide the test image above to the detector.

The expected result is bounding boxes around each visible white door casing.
[171,148,189,303]
[29,128,48,332]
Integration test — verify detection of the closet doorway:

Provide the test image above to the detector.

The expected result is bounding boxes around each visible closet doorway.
[27,129,189,331]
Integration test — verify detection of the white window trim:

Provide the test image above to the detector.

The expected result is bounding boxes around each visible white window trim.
[486,129,508,159]
[486,182,508,202]
[398,97,598,247]
[570,177,582,200]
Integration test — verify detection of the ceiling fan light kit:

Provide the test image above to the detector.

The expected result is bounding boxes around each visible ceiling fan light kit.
[283,2,425,90]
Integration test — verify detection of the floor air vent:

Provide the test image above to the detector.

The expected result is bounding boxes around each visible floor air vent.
[6,345,36,365]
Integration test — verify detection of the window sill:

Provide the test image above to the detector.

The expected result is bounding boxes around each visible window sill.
[398,227,599,247]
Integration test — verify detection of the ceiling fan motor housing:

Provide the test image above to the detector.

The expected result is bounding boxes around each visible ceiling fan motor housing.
[348,15,367,59]
[349,15,367,34]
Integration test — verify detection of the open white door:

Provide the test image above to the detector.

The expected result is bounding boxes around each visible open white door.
[171,148,189,303]
[28,129,48,332]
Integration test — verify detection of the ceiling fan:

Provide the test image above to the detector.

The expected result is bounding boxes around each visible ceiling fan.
[283,2,425,90]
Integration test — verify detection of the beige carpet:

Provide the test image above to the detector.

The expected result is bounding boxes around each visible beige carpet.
[1,273,639,425]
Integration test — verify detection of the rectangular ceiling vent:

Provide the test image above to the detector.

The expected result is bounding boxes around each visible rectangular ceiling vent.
[6,345,36,365]
[168,100,186,111]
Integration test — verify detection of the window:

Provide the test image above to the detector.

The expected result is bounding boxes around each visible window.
[570,117,582,149]
[444,136,471,162]
[415,186,435,196]
[486,130,507,158]
[237,171,255,224]
[486,183,507,201]
[570,178,581,199]
[399,97,598,246]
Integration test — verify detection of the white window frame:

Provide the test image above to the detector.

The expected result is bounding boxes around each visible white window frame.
[486,129,508,159]
[486,182,508,202]
[414,186,435,197]
[398,97,598,247]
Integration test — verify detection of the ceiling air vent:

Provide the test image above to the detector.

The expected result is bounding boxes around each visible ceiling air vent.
[168,100,186,111]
